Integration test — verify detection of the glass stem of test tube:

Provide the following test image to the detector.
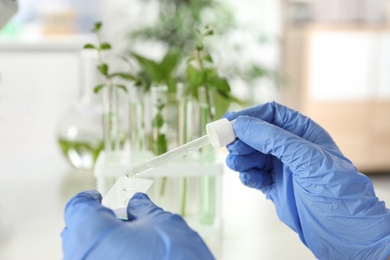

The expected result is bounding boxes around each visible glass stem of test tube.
[126,135,211,178]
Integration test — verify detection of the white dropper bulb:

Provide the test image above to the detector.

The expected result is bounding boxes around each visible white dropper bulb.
[206,118,236,148]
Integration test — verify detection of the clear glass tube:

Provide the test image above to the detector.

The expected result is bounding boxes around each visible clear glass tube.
[198,86,215,162]
[176,83,188,146]
[126,135,210,178]
[150,85,168,155]
[129,85,146,160]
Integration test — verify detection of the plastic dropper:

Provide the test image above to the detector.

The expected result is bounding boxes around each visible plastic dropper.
[126,118,236,178]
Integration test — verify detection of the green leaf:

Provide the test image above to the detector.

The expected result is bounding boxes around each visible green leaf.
[93,84,106,94]
[115,84,128,93]
[203,54,213,63]
[186,64,204,96]
[132,53,162,83]
[111,72,137,81]
[152,114,164,128]
[165,76,177,93]
[204,67,217,80]
[214,91,232,119]
[98,64,109,76]
[228,94,247,107]
[83,43,96,49]
[100,42,111,50]
[134,78,143,86]
[160,49,180,75]
[93,22,102,33]
[137,71,152,91]
[152,133,167,155]
[209,77,230,93]
[132,50,180,89]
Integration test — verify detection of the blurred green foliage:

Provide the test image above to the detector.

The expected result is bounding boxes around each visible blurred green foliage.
[125,0,282,117]
[129,0,235,51]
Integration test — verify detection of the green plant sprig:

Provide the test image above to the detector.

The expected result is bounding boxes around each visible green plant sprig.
[152,100,168,156]
[195,26,215,121]
[186,26,241,120]
[83,22,141,94]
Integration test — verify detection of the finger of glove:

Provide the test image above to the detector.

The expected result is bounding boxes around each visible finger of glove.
[226,138,256,155]
[233,116,317,174]
[239,168,273,192]
[64,190,119,229]
[225,101,337,149]
[127,192,170,221]
[226,152,268,172]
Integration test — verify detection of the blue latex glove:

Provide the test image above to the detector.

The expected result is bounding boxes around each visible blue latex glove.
[61,191,214,260]
[225,101,390,260]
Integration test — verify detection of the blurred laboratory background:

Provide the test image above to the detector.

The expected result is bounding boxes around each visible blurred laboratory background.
[0,0,390,259]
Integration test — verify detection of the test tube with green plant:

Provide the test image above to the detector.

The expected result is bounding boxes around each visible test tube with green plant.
[83,22,140,158]
[186,25,239,121]
[128,85,147,161]
[150,85,169,196]
[187,25,231,224]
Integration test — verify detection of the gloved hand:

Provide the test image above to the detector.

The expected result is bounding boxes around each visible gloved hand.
[225,101,390,260]
[61,191,214,260]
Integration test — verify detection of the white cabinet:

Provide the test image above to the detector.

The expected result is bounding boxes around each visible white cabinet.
[282,25,390,172]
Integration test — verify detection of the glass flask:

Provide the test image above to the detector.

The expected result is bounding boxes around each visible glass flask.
[56,50,103,170]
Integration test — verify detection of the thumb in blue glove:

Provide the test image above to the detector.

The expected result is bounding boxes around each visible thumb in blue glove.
[225,102,390,260]
[61,190,214,260]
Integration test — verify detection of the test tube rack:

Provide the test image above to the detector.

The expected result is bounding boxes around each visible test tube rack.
[94,151,224,244]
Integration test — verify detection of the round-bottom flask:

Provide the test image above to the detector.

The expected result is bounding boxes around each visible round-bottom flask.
[57,96,103,170]
[56,50,103,170]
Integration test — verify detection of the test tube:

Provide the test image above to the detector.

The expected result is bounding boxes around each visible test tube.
[126,118,235,178]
